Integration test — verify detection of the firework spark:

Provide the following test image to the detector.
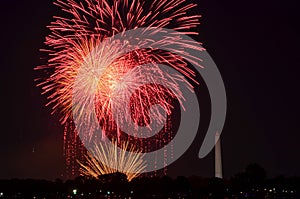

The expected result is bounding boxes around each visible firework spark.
[36,0,202,176]
[36,0,201,128]
[78,140,146,181]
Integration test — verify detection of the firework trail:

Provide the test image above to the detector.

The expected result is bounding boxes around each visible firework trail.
[78,140,146,181]
[36,0,202,177]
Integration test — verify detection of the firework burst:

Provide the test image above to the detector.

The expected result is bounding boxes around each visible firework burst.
[78,140,146,181]
[36,0,202,176]
[36,0,201,127]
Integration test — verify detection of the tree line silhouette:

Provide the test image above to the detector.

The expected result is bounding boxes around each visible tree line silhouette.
[0,164,299,198]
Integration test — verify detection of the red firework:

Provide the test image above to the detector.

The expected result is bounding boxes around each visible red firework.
[36,0,201,177]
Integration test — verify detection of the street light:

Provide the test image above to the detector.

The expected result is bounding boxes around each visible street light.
[73,189,78,195]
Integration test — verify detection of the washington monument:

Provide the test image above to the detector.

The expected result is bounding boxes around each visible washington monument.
[215,132,223,178]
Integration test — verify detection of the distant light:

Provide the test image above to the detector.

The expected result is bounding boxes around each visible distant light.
[72,189,78,195]
[291,191,294,193]
[269,189,272,192]
[107,191,111,195]
[130,191,133,194]
[0,192,3,197]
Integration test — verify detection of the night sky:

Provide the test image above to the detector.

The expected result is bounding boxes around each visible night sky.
[0,0,299,180]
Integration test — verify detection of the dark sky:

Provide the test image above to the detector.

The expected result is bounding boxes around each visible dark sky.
[0,0,299,180]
